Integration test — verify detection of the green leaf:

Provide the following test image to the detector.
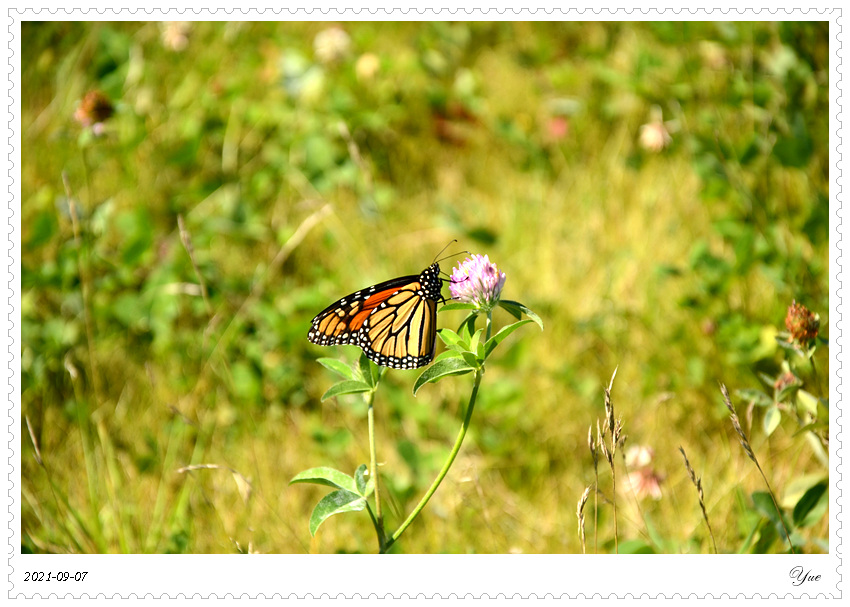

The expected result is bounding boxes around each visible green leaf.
[757,372,776,388]
[641,513,667,553]
[484,319,534,358]
[359,353,376,388]
[27,210,58,249]
[444,342,471,356]
[321,380,372,401]
[231,361,261,402]
[751,517,780,553]
[618,539,656,554]
[445,325,471,351]
[439,302,477,312]
[796,390,820,416]
[498,299,544,330]
[437,328,463,347]
[290,467,358,493]
[750,490,796,552]
[773,112,813,168]
[751,491,780,521]
[457,312,477,339]
[461,351,480,368]
[792,420,829,437]
[373,363,385,386]
[354,464,371,497]
[763,406,782,436]
[413,357,476,395]
[752,491,791,532]
[442,344,467,356]
[468,328,483,356]
[782,473,826,504]
[499,299,522,320]
[317,358,360,381]
[432,349,464,363]
[776,382,801,405]
[792,481,828,528]
[736,388,773,408]
[309,489,367,536]
[775,337,799,352]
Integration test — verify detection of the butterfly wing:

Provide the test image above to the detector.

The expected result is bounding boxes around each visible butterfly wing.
[308,263,443,369]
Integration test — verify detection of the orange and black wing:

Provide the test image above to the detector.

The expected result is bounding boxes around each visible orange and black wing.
[308,263,443,369]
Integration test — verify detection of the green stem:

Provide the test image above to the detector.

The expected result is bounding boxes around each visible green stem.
[754,460,796,554]
[366,387,387,552]
[593,471,599,554]
[385,368,482,552]
[809,353,823,400]
[384,310,492,552]
[612,463,619,554]
[62,173,101,406]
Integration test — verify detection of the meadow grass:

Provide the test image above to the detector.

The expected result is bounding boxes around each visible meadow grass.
[20,21,829,554]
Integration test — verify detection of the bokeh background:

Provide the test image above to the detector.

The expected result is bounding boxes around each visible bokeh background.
[21,21,829,554]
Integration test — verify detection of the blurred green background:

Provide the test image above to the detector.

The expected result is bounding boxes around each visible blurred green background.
[21,21,829,554]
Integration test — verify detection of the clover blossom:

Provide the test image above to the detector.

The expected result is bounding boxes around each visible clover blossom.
[160,21,192,52]
[74,90,114,136]
[624,445,663,501]
[314,27,351,65]
[355,53,380,81]
[449,254,506,311]
[785,300,819,347]
[638,105,673,153]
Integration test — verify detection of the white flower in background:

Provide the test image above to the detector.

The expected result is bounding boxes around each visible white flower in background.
[161,21,192,52]
[639,105,673,152]
[625,445,655,468]
[626,467,663,500]
[699,40,728,71]
[280,49,325,103]
[624,445,663,501]
[355,53,380,81]
[314,26,351,64]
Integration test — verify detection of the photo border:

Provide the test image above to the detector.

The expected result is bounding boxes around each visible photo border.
[5,4,843,600]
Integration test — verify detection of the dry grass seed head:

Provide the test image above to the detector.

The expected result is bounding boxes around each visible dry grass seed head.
[577,485,591,521]
[678,446,704,502]
[720,383,757,465]
[588,425,598,467]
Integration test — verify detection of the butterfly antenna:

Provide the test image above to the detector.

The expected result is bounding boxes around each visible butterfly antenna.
[433,241,470,266]
[432,239,458,263]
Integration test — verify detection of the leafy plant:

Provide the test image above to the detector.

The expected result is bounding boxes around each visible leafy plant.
[291,255,542,552]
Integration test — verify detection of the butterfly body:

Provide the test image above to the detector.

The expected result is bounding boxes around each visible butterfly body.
[308,263,444,369]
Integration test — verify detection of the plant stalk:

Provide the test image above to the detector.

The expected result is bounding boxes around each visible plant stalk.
[384,367,482,552]
[593,469,599,553]
[366,388,387,551]
[62,173,101,405]
[809,352,823,400]
[612,462,619,553]
[382,311,493,552]
[385,312,491,552]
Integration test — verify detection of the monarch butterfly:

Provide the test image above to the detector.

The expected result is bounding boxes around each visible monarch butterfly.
[308,262,446,369]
